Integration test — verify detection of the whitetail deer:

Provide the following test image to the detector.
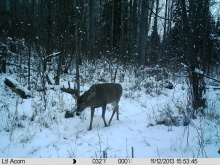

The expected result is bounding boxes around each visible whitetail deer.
[74,83,122,131]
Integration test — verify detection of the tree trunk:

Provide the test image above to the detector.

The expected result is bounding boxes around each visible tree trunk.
[89,0,95,59]
[120,0,125,63]
[162,0,168,58]
[139,0,149,65]
[150,0,160,63]
[75,0,80,96]
[131,0,137,62]
[0,45,7,73]
[111,0,114,53]
[28,44,31,90]
[180,0,206,114]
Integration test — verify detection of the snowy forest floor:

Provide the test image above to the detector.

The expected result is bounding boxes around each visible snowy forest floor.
[0,61,220,158]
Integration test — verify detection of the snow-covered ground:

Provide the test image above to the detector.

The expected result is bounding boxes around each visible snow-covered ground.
[0,63,220,158]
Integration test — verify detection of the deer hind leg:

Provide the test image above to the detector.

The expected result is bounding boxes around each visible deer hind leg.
[102,105,108,127]
[116,105,119,121]
[88,108,95,131]
[108,102,119,126]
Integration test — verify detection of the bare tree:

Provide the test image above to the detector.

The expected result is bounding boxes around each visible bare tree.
[75,0,80,95]
[139,0,149,65]
[89,0,95,59]
[150,0,160,63]
[120,0,125,63]
[180,0,208,114]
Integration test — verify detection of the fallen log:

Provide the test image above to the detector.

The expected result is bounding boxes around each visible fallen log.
[4,77,31,99]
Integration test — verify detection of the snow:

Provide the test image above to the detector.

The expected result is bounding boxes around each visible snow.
[194,68,204,75]
[0,64,220,158]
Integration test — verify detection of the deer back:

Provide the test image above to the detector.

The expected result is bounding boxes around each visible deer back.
[77,83,122,110]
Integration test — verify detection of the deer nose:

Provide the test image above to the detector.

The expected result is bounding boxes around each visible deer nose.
[76,112,81,116]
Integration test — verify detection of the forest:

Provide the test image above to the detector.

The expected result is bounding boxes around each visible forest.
[0,0,220,158]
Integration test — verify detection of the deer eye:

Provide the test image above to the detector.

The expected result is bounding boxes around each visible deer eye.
[81,103,85,107]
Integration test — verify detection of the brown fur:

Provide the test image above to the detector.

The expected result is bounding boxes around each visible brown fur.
[76,83,122,131]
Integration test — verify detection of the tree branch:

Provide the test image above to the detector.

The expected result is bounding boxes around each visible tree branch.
[193,70,220,84]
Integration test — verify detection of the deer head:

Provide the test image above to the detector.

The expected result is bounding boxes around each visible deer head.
[75,85,96,116]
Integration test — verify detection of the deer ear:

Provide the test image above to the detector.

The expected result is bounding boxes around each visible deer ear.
[87,86,96,100]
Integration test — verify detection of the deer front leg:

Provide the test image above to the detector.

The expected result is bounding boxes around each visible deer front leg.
[88,108,95,131]
[116,105,119,121]
[102,105,108,127]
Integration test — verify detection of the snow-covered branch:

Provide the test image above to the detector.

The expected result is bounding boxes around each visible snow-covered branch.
[4,77,31,99]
